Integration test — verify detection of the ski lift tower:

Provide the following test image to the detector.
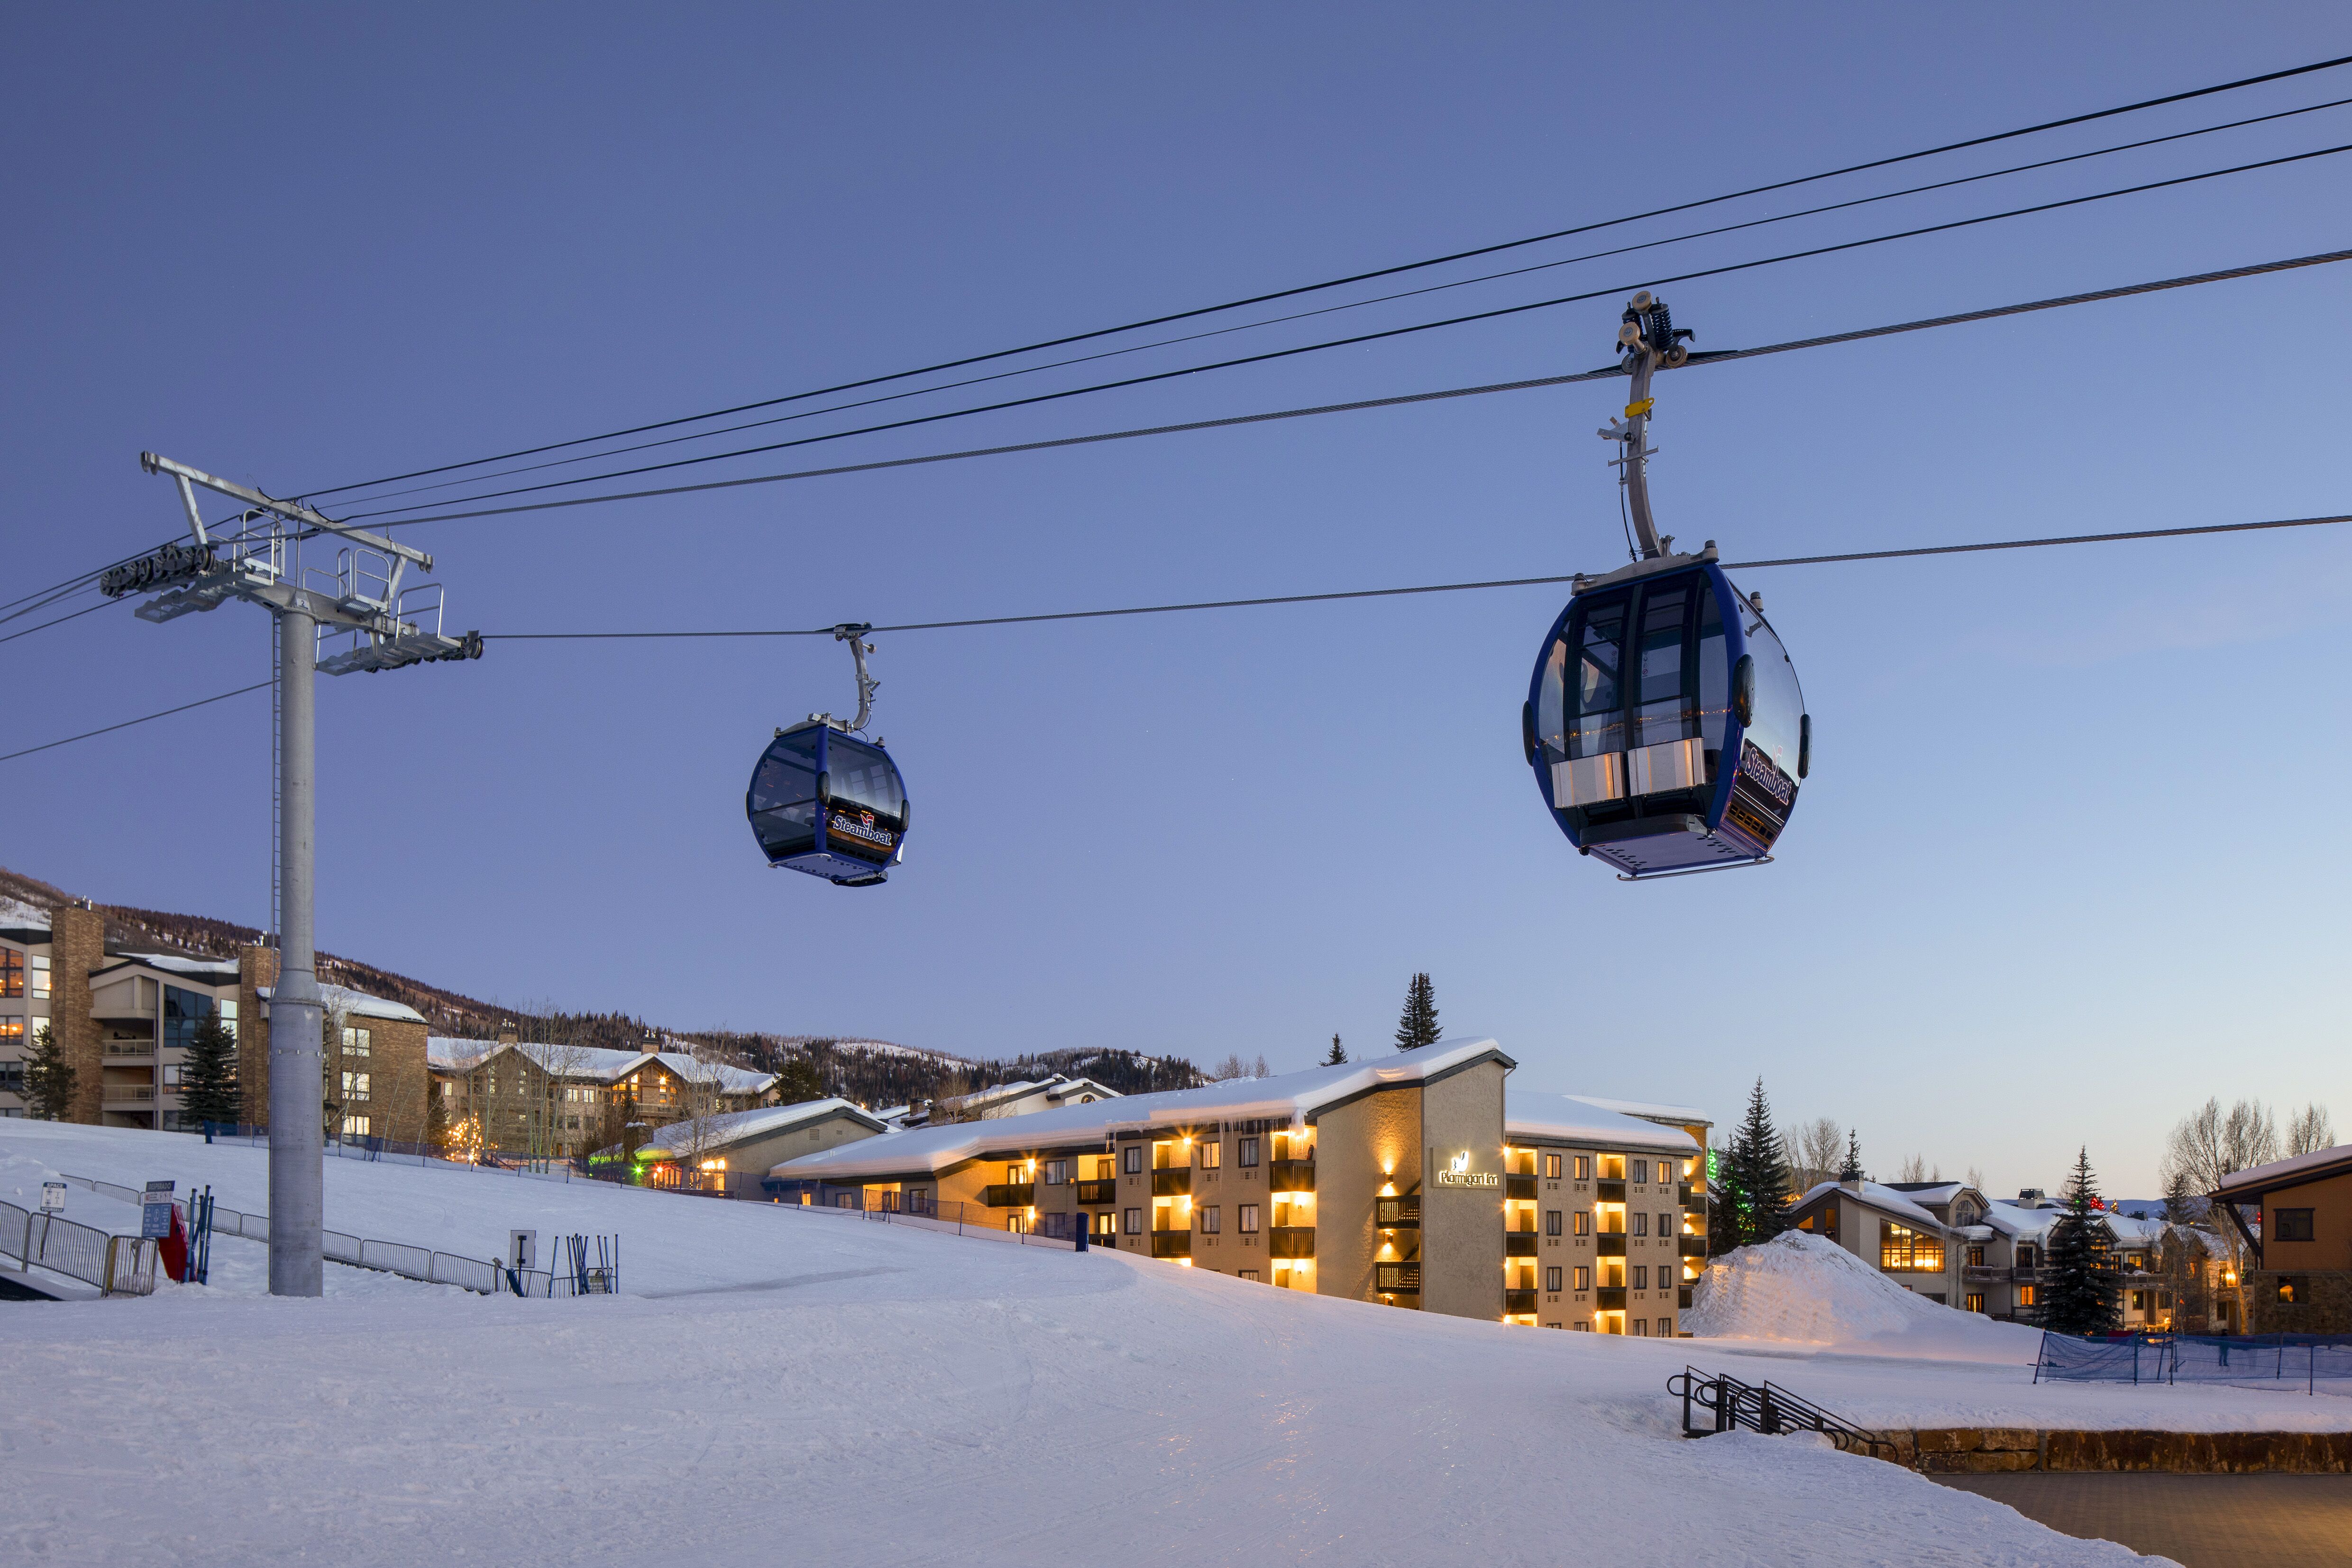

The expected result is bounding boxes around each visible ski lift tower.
[106,453,481,1297]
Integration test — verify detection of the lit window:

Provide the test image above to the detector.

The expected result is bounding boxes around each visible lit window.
[1573,1266,1591,1291]
[0,950,20,998]
[1195,1139,1221,1170]
[1880,1223,1945,1272]
[30,953,50,1000]
[1572,1155,1591,1181]
[1543,1153,1561,1180]
[1573,1210,1591,1237]
[1599,1155,1626,1180]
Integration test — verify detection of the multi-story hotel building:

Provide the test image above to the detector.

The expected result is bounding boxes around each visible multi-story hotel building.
[769,1038,1710,1332]
[1,901,426,1136]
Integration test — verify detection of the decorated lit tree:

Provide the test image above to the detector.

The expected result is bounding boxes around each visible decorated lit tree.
[2040,1146,2122,1335]
[1392,973,1440,1050]
[1724,1078,1792,1247]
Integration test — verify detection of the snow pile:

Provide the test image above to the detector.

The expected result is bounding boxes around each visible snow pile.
[1687,1231,2041,1361]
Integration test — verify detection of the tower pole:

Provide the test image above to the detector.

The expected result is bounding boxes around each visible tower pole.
[269,600,324,1297]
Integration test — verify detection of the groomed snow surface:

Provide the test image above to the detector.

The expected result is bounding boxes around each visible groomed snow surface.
[0,1126,2315,1566]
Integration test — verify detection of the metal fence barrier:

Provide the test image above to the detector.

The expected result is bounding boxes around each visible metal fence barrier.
[0,1197,158,1295]
[2035,1330,2352,1393]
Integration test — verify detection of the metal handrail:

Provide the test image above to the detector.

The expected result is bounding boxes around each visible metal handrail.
[1667,1366,1899,1463]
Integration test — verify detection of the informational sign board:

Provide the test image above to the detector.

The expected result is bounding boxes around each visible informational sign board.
[141,1179,176,1239]
[40,1181,66,1212]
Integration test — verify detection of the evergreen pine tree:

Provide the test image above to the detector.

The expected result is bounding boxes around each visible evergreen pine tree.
[1838,1129,1864,1183]
[425,1081,449,1151]
[2162,1167,2197,1226]
[2041,1146,2122,1335]
[1725,1078,1792,1246]
[1324,1034,1347,1066]
[22,1022,75,1121]
[775,1056,825,1104]
[1393,973,1440,1050]
[180,1012,240,1128]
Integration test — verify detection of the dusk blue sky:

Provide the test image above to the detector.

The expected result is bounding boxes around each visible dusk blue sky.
[6,6,2347,1194]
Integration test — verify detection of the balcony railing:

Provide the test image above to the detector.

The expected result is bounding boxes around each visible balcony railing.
[1504,1289,1538,1315]
[1268,1227,1315,1259]
[1678,1237,1709,1257]
[1151,1169,1190,1197]
[1596,1234,1627,1256]
[981,1183,1035,1208]
[1376,1261,1421,1294]
[1595,1286,1628,1310]
[1596,1179,1627,1202]
[103,1043,154,1058]
[1269,1160,1316,1192]
[1962,1265,2007,1286]
[1506,1174,1539,1201]
[1150,1230,1190,1259]
[1074,1180,1117,1206]
[1506,1234,1539,1257]
[103,1086,156,1103]
[1376,1194,1421,1229]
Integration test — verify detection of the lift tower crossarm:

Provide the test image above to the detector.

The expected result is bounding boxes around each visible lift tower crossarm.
[139,452,433,570]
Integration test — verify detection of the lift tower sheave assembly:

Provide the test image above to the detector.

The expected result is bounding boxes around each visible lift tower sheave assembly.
[108,453,481,1298]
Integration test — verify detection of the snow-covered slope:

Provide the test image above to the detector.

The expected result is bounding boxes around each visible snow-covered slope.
[0,1121,2199,1567]
[1688,1230,2044,1361]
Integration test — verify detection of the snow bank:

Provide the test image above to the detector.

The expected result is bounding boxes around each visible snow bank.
[1687,1231,2042,1362]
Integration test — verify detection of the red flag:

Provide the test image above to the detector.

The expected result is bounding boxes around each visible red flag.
[160,1204,189,1282]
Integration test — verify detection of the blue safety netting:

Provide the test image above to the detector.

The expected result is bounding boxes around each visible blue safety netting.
[2035,1331,2352,1391]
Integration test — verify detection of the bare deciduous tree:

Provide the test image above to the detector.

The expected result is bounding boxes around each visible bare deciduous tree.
[2286,1103,2336,1157]
[668,1048,732,1181]
[1966,1165,1985,1193]
[1896,1153,1928,1183]
[1781,1117,1843,1192]
[2159,1097,2282,1305]
[1206,1053,1272,1082]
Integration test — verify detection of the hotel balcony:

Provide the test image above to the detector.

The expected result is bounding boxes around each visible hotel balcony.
[1595,1286,1628,1310]
[1504,1289,1538,1315]
[1962,1265,2007,1286]
[1269,1160,1316,1192]
[102,1085,156,1106]
[1074,1180,1117,1206]
[1150,1230,1191,1259]
[982,1183,1035,1208]
[1505,1174,1538,1201]
[1376,1261,1421,1294]
[1678,1236,1709,1257]
[1678,1183,1701,1205]
[1596,1234,1627,1256]
[1505,1233,1539,1257]
[102,1042,155,1059]
[1376,1194,1421,1229]
[1268,1227,1315,1259]
[1596,1179,1627,1202]
[1152,1169,1190,1197]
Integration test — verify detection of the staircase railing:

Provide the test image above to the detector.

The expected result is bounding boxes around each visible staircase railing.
[1666,1366,1899,1463]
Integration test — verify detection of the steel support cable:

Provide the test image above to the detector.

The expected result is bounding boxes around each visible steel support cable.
[315,92,2352,513]
[477,513,2352,642]
[293,50,2352,501]
[0,681,273,765]
[332,140,2352,525]
[0,596,124,647]
[349,244,2352,534]
[16,511,2349,764]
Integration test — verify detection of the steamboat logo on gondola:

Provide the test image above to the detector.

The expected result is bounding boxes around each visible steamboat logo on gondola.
[1736,741,1795,807]
[828,808,895,848]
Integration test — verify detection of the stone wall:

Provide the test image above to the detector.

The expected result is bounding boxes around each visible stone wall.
[2243,1269,2352,1335]
[1885,1427,2352,1473]
[51,905,104,1124]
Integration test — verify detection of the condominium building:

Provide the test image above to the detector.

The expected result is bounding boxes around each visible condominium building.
[768,1038,1711,1332]
[1,901,426,1137]
[2215,1143,2352,1333]
[427,1033,781,1158]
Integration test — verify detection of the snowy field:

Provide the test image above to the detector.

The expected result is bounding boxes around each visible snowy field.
[0,1122,2328,1566]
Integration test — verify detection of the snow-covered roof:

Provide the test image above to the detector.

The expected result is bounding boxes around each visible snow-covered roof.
[1882,1181,1966,1207]
[773,1038,1514,1181]
[1565,1094,1711,1128]
[111,950,240,979]
[633,1098,886,1155]
[1980,1199,2067,1241]
[259,982,425,1025]
[425,1037,776,1094]
[1798,1180,1948,1233]
[2215,1142,2352,1199]
[0,896,51,933]
[1505,1092,1699,1153]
